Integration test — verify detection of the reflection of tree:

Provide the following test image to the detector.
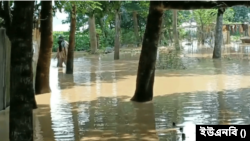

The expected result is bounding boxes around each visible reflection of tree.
[57,69,81,140]
[90,58,97,83]
[57,68,75,89]
[33,114,42,140]
[132,102,158,140]
[71,103,80,140]
[96,59,102,97]
[213,60,230,124]
[88,57,97,130]
[35,106,55,141]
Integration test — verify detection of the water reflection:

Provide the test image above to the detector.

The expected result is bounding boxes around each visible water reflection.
[51,70,75,140]
[1,42,250,141]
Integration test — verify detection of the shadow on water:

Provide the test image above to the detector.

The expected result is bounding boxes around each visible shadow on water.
[1,42,250,141]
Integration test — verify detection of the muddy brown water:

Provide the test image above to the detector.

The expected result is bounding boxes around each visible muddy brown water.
[1,42,250,141]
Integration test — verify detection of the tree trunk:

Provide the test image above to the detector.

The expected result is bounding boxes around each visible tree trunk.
[99,18,107,38]
[213,8,225,59]
[132,102,158,139]
[158,14,165,46]
[131,2,164,102]
[201,27,205,45]
[197,26,201,45]
[137,17,143,41]
[66,4,76,74]
[88,15,97,54]
[226,29,231,44]
[173,10,180,50]
[165,18,173,45]
[9,1,34,141]
[133,11,141,47]
[35,1,53,94]
[167,29,173,45]
[96,33,100,49]
[114,10,120,60]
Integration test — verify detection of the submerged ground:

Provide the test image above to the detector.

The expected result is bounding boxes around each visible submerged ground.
[1,41,250,141]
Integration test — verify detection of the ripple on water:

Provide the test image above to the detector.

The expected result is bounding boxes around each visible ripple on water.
[3,47,250,141]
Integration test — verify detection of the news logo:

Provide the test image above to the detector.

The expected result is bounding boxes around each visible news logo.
[196,125,250,140]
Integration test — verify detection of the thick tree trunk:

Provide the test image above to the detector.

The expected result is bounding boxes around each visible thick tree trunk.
[213,8,225,59]
[133,11,141,47]
[131,2,164,102]
[88,15,97,54]
[173,10,180,50]
[66,4,76,74]
[114,10,120,60]
[9,1,34,141]
[35,1,53,94]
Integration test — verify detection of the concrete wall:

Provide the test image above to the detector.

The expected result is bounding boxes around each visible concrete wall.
[0,28,11,111]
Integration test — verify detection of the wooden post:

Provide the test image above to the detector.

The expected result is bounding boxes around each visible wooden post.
[0,28,11,111]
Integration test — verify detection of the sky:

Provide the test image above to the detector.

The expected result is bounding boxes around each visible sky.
[52,0,70,31]
[53,10,70,31]
[36,0,70,31]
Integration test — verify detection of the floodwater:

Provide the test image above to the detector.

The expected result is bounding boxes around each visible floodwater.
[1,41,250,141]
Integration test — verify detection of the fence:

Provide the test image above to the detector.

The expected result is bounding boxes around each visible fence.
[0,28,11,111]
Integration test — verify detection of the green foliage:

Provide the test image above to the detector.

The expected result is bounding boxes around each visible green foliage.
[193,8,237,25]
[178,29,187,39]
[99,28,115,47]
[121,30,137,45]
[223,8,235,23]
[232,6,250,23]
[193,9,217,26]
[178,10,192,25]
[231,35,241,42]
[58,1,151,48]
[75,32,90,51]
